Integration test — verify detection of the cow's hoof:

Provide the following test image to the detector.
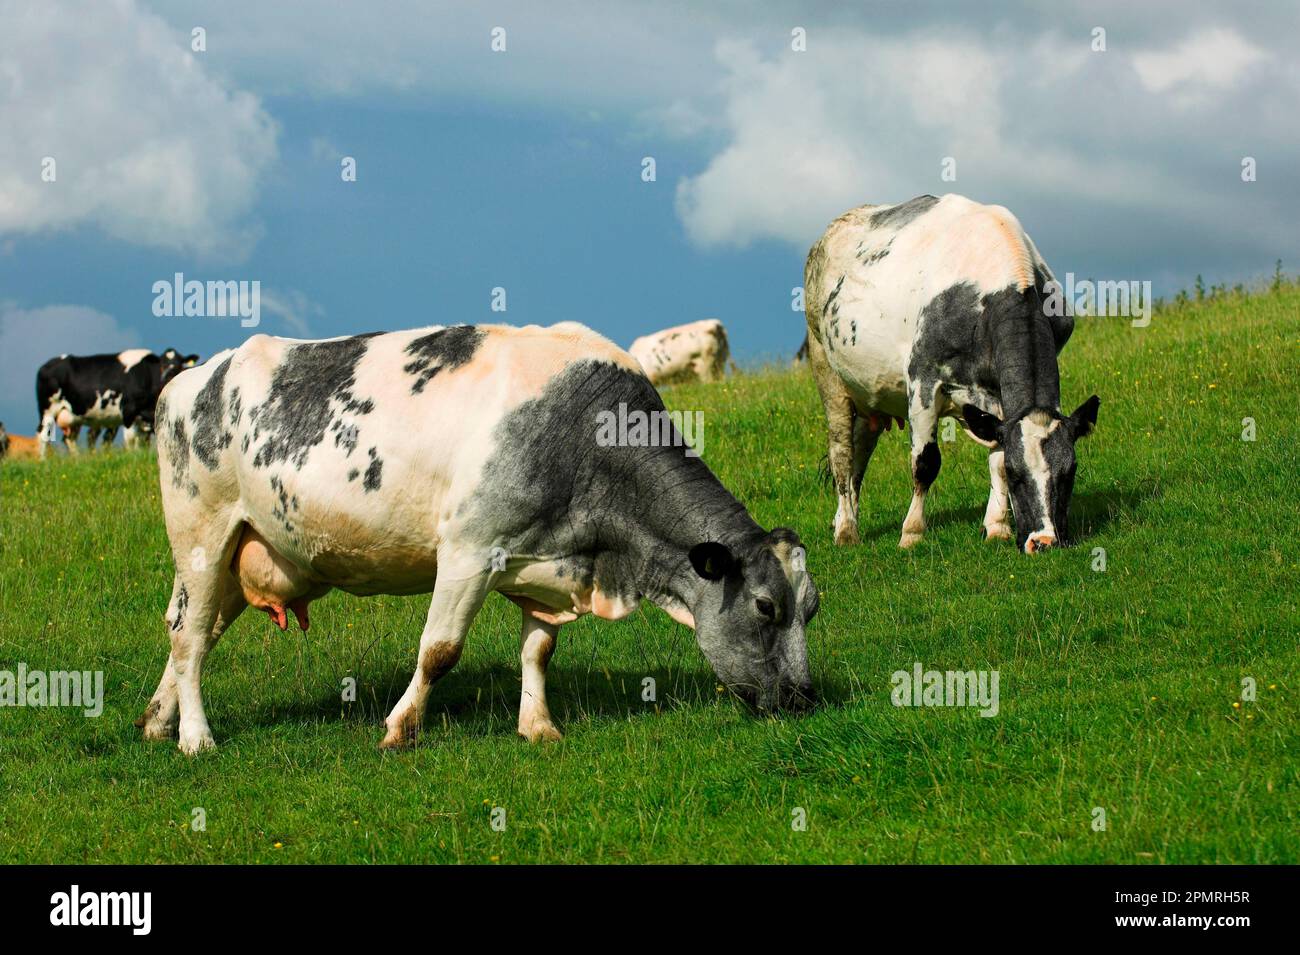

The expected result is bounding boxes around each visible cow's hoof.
[833,525,860,547]
[379,720,422,750]
[177,731,215,755]
[141,721,178,742]
[982,522,1012,542]
[518,718,563,744]
[898,531,924,549]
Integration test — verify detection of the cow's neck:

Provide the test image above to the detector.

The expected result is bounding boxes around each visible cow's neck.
[599,443,763,614]
[980,286,1062,418]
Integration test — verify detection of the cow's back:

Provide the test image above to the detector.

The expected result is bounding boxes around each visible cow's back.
[805,194,1051,411]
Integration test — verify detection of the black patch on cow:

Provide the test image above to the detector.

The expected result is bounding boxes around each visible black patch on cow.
[165,415,194,494]
[869,194,939,230]
[363,447,383,492]
[190,356,233,469]
[332,420,359,455]
[822,275,845,318]
[347,468,360,482]
[249,335,377,470]
[403,325,485,394]
[914,442,941,490]
[171,583,189,633]
[228,387,242,427]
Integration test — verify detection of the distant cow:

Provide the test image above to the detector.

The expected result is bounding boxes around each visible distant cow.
[140,322,817,754]
[629,319,732,385]
[36,348,198,456]
[0,422,40,461]
[804,194,1099,554]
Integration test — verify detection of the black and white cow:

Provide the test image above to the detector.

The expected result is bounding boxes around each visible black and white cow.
[804,194,1100,554]
[36,348,198,456]
[140,322,818,753]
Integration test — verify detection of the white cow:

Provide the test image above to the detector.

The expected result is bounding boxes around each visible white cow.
[629,319,732,385]
[140,322,817,753]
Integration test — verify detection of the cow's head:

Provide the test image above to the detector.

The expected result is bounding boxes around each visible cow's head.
[964,396,1100,553]
[159,348,200,384]
[687,528,818,712]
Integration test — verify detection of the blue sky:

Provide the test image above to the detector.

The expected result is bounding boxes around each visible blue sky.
[2,1,1297,433]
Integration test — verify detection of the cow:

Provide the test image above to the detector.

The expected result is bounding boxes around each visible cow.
[0,422,41,461]
[804,194,1100,554]
[139,322,818,754]
[629,319,733,386]
[36,348,198,456]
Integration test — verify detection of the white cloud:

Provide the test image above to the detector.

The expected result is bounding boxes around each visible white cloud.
[1133,27,1267,96]
[260,288,324,336]
[0,0,278,258]
[0,304,139,423]
[671,25,1300,264]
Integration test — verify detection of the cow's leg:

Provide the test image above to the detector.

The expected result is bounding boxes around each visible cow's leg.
[37,410,57,458]
[122,423,142,450]
[900,388,942,549]
[806,333,859,545]
[982,448,1013,541]
[100,425,119,449]
[86,426,102,450]
[380,571,490,749]
[62,422,81,456]
[139,573,246,742]
[517,613,562,743]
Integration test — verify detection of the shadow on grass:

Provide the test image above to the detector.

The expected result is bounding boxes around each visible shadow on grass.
[236,660,856,739]
[852,478,1161,547]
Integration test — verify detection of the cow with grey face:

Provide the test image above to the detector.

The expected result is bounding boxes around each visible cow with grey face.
[141,321,816,754]
[804,194,1099,553]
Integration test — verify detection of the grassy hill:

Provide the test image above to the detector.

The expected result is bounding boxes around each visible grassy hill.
[1,287,1296,863]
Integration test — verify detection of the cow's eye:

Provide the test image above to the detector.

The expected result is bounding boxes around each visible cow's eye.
[756,597,776,621]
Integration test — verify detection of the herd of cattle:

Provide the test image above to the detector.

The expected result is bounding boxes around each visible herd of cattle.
[9,194,1101,753]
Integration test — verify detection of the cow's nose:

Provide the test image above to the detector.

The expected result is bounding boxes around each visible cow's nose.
[1025,535,1056,554]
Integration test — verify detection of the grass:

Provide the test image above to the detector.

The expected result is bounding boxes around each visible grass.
[1,287,1296,864]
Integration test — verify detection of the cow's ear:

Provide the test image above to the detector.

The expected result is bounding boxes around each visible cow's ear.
[962,404,1003,443]
[184,354,200,367]
[689,542,736,581]
[1067,395,1100,440]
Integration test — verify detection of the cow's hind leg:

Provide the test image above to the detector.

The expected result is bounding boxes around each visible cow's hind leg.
[139,572,246,742]
[900,386,942,549]
[517,613,562,743]
[380,568,490,749]
[806,334,860,545]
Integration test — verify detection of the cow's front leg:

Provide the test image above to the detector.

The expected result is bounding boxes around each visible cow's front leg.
[380,571,489,749]
[900,390,941,549]
[517,613,562,743]
[982,448,1012,541]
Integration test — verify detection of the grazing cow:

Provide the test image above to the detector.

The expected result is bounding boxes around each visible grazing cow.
[0,423,41,461]
[804,194,1099,553]
[629,319,733,385]
[36,348,198,456]
[140,322,817,754]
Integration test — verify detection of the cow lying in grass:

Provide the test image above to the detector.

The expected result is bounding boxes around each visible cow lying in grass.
[804,194,1099,554]
[140,322,818,753]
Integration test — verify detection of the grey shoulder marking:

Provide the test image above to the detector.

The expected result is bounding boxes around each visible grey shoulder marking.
[869,194,939,230]
[403,325,485,394]
[250,334,377,471]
